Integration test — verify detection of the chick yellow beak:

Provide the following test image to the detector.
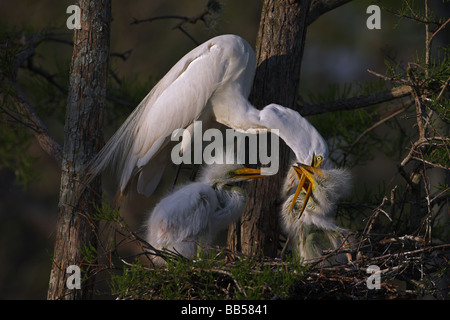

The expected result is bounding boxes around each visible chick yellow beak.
[229,167,268,180]
[288,163,323,218]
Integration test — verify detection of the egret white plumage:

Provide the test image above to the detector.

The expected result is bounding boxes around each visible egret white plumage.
[144,164,267,266]
[280,161,353,265]
[86,34,328,199]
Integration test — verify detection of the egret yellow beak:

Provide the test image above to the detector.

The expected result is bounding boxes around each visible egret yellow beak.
[229,167,268,180]
[288,163,323,218]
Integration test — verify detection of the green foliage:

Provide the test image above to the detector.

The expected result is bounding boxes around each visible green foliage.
[110,261,154,299]
[394,0,445,26]
[109,251,308,300]
[432,91,450,123]
[91,201,124,224]
[0,25,23,78]
[0,28,37,188]
[0,122,37,189]
[79,241,98,265]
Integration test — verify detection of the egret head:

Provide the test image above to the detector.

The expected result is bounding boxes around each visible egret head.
[260,104,329,168]
[299,131,329,170]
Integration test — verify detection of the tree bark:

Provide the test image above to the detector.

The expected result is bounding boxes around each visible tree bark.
[47,0,110,300]
[227,0,312,257]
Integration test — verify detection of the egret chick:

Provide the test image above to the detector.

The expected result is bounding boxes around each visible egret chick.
[280,161,353,265]
[145,164,266,266]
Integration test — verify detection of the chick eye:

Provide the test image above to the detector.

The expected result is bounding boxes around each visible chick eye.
[314,155,323,167]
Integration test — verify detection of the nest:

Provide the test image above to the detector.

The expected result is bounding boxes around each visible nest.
[111,229,449,300]
[286,232,449,300]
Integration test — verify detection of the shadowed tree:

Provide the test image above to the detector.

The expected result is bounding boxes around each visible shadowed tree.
[47,0,111,300]
[227,0,353,257]
[226,0,311,257]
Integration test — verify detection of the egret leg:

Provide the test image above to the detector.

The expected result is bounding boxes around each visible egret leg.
[171,164,183,191]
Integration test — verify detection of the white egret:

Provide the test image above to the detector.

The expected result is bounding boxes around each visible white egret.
[144,164,267,266]
[280,161,354,265]
[86,34,328,199]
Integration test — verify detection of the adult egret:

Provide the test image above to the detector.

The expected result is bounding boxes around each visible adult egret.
[280,161,353,265]
[86,34,328,199]
[144,164,267,266]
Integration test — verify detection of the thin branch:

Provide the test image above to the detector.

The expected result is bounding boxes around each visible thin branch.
[26,59,67,94]
[436,75,450,101]
[430,186,450,204]
[130,15,192,25]
[40,33,74,46]
[400,136,450,167]
[362,196,392,238]
[129,2,215,45]
[368,243,450,262]
[424,0,431,78]
[1,105,40,133]
[110,49,133,61]
[367,68,411,85]
[349,102,412,150]
[177,26,200,46]
[429,17,450,43]
[299,85,413,116]
[385,3,442,27]
[410,156,450,171]
[408,72,426,140]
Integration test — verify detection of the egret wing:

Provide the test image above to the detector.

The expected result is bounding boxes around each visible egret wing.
[88,39,229,196]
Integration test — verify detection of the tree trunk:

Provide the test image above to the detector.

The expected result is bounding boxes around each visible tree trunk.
[227,0,311,257]
[47,0,111,300]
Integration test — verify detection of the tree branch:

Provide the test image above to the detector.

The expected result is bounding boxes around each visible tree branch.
[1,34,63,165]
[299,85,413,116]
[130,0,222,45]
[12,85,63,164]
[130,15,191,25]
[349,102,412,150]
[307,0,352,26]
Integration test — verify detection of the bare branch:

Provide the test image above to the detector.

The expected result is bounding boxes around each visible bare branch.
[129,0,221,45]
[363,196,392,236]
[130,15,192,25]
[349,102,412,150]
[299,85,413,116]
[411,156,450,171]
[26,59,67,94]
[399,136,450,171]
[429,17,450,43]
[110,49,133,61]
